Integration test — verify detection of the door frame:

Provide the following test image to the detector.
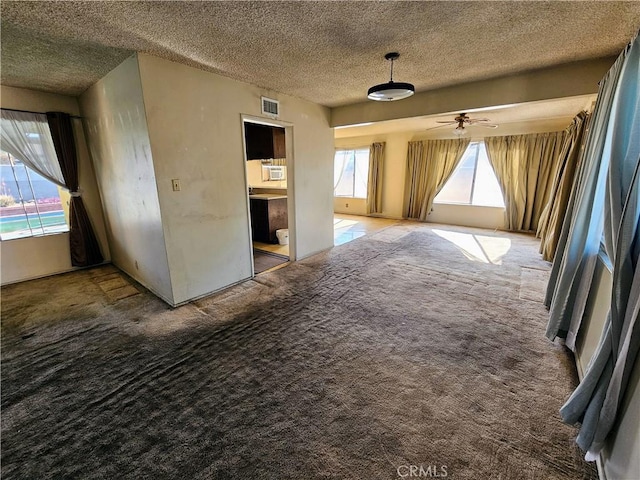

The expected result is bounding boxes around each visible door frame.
[240,114,296,276]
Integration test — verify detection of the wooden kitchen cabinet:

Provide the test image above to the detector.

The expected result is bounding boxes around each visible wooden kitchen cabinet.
[250,196,288,243]
[244,123,286,160]
[272,127,286,159]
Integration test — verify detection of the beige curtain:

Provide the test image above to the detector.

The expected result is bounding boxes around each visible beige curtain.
[366,142,385,214]
[405,138,470,221]
[485,131,564,231]
[537,112,590,261]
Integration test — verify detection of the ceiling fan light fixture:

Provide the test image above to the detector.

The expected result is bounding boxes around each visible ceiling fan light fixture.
[453,125,467,136]
[367,52,415,102]
[427,112,499,135]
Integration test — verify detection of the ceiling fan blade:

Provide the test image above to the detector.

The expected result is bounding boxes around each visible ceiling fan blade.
[466,118,492,124]
[476,124,499,129]
[435,121,457,124]
[425,124,452,131]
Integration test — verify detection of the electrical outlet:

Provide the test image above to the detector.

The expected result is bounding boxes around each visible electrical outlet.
[345,203,349,208]
[172,179,181,191]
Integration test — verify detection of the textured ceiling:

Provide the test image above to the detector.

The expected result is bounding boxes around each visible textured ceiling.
[2,1,640,107]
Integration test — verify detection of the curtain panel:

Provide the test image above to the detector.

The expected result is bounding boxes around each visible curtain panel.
[334,150,349,190]
[404,138,470,221]
[366,142,385,215]
[544,48,629,346]
[0,110,65,187]
[46,112,103,267]
[537,111,591,261]
[558,31,640,460]
[484,132,564,232]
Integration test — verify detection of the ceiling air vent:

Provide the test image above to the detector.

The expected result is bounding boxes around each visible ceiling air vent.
[261,97,279,118]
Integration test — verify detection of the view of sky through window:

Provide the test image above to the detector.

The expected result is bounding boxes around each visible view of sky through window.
[434,142,505,208]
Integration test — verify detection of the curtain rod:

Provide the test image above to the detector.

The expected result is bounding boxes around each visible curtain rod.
[1,107,83,119]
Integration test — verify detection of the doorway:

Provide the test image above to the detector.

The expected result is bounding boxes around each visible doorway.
[242,118,292,274]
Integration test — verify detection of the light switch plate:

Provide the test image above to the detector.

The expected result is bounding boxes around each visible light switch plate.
[172,179,181,191]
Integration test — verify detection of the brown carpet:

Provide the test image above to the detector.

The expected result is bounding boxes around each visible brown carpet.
[1,222,597,479]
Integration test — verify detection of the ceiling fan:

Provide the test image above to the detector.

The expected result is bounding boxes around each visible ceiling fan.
[427,113,499,136]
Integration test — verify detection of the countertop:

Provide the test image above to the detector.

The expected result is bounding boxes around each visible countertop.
[249,194,288,200]
[248,185,287,191]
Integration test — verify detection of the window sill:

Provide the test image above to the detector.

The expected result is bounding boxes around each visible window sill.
[433,202,505,209]
[1,229,70,242]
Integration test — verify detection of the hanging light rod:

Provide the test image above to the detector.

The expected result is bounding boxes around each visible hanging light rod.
[367,52,415,102]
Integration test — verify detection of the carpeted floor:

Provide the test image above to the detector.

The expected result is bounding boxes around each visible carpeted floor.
[253,249,289,274]
[1,222,597,479]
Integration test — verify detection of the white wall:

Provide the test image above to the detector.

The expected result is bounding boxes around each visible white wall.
[136,53,333,305]
[333,197,366,216]
[576,259,639,480]
[428,204,505,230]
[2,235,73,284]
[79,55,173,304]
[0,85,110,285]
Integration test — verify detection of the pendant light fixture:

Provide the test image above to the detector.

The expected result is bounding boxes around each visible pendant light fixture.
[367,52,415,101]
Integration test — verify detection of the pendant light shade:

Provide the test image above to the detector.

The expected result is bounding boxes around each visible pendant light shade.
[367,52,415,102]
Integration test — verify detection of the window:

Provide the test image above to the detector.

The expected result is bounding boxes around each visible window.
[434,142,505,207]
[334,148,369,198]
[0,151,69,240]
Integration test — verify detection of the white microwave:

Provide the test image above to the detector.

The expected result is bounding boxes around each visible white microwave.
[263,165,286,181]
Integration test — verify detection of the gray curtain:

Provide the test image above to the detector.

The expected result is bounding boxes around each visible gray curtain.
[559,32,640,460]
[485,132,564,232]
[405,138,470,221]
[366,142,385,215]
[544,48,629,347]
[537,112,590,261]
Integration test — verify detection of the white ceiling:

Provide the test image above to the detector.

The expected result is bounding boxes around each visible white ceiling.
[1,1,639,107]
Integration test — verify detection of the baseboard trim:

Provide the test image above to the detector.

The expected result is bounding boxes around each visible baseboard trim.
[1,261,111,286]
[297,246,333,260]
[169,275,254,308]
